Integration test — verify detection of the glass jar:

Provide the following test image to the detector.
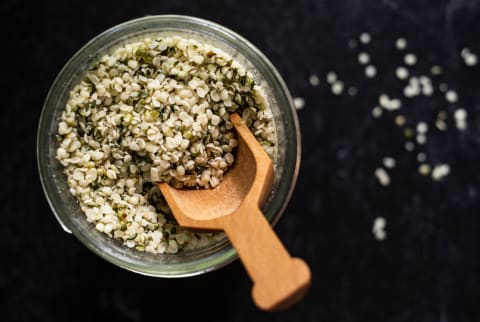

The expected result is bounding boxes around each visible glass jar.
[37,15,301,277]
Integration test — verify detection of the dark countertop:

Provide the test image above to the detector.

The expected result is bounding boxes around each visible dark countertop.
[3,0,480,321]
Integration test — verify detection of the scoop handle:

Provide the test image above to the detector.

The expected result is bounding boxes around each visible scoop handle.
[222,204,311,311]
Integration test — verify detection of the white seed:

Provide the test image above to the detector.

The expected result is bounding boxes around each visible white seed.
[416,122,428,133]
[430,65,443,75]
[379,94,390,108]
[465,53,478,66]
[211,114,221,126]
[454,108,467,120]
[439,83,448,92]
[127,60,138,69]
[416,134,426,145]
[147,79,161,89]
[167,239,178,253]
[372,106,383,118]
[445,90,458,103]
[58,122,70,135]
[422,84,434,96]
[404,53,417,66]
[389,99,402,110]
[403,86,416,98]
[331,81,344,95]
[372,217,387,241]
[95,222,105,232]
[454,108,467,130]
[104,224,113,234]
[225,153,234,165]
[365,65,377,78]
[418,164,431,176]
[229,139,238,148]
[394,115,406,127]
[431,164,450,181]
[151,167,160,182]
[395,38,407,50]
[176,165,185,176]
[405,141,415,151]
[326,71,337,84]
[293,97,305,110]
[379,94,401,111]
[72,170,84,182]
[461,48,478,66]
[383,157,396,169]
[395,66,409,80]
[417,152,427,163]
[358,52,370,65]
[374,168,391,186]
[309,74,320,86]
[106,169,117,180]
[359,32,371,44]
[435,119,447,131]
[347,86,358,96]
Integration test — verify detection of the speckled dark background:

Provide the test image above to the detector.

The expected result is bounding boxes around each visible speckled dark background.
[3,0,480,321]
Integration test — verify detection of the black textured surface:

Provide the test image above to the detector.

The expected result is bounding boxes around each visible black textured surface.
[3,0,480,321]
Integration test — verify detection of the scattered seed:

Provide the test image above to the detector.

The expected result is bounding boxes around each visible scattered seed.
[360,32,372,44]
[365,65,377,78]
[383,157,396,169]
[395,66,409,80]
[454,108,467,130]
[431,164,450,181]
[309,74,320,86]
[326,72,337,84]
[372,106,383,118]
[348,86,358,96]
[417,152,427,162]
[418,163,431,176]
[404,53,417,66]
[416,134,427,145]
[461,48,478,66]
[418,76,434,96]
[438,111,448,120]
[348,39,358,49]
[403,77,421,98]
[331,81,344,95]
[435,119,448,131]
[416,122,428,134]
[403,127,414,139]
[379,94,401,110]
[405,141,415,151]
[454,108,467,120]
[379,94,390,107]
[293,97,305,110]
[395,38,407,50]
[390,99,402,110]
[358,52,370,65]
[465,55,477,66]
[445,90,458,103]
[375,168,391,186]
[422,84,434,96]
[430,65,443,75]
[404,86,418,98]
[439,83,449,92]
[372,217,387,241]
[395,115,406,127]
[436,112,448,130]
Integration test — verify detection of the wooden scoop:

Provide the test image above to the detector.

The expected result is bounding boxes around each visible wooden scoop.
[159,113,311,311]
